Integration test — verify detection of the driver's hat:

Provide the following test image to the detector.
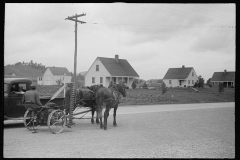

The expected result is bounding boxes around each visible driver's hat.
[30,84,36,89]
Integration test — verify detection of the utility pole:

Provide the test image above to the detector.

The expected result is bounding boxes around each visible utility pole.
[65,13,86,127]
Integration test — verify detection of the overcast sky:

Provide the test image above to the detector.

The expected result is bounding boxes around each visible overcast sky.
[4,3,235,81]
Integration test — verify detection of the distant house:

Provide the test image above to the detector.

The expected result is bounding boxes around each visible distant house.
[37,67,72,85]
[210,70,235,88]
[163,65,198,87]
[85,55,139,88]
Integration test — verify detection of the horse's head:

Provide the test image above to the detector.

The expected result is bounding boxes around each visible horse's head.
[116,81,127,97]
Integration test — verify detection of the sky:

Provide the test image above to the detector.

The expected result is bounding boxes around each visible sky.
[4,3,235,81]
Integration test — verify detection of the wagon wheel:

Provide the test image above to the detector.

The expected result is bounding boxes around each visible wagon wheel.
[23,109,38,131]
[47,109,66,134]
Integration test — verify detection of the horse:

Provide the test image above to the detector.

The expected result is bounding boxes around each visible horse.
[75,84,103,124]
[95,81,126,130]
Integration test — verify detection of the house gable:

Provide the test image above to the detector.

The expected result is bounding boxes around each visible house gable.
[85,58,111,78]
[85,58,111,86]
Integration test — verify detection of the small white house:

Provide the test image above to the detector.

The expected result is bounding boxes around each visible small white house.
[85,55,139,88]
[163,65,198,87]
[37,67,72,85]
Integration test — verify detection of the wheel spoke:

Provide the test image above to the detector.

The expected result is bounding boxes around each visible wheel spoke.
[48,110,66,134]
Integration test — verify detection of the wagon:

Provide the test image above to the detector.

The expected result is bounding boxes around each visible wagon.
[23,84,96,134]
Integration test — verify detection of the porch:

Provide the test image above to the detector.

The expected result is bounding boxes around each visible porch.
[105,76,136,88]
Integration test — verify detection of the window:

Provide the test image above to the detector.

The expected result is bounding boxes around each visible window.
[92,77,95,83]
[39,77,42,81]
[169,80,171,84]
[192,72,194,76]
[188,80,190,84]
[192,80,194,84]
[100,77,103,83]
[96,65,99,71]
[19,83,27,91]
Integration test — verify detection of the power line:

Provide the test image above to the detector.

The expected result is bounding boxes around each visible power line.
[86,22,235,28]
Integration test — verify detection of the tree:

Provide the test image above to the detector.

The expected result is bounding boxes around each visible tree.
[198,75,204,87]
[131,80,136,89]
[193,82,198,88]
[77,73,85,81]
[133,79,138,85]
[56,79,63,85]
[161,82,167,95]
[206,78,212,87]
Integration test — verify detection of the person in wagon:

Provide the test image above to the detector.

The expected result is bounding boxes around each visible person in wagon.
[22,84,46,123]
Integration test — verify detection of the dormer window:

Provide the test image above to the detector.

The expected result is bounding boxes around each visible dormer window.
[192,72,194,76]
[96,65,99,71]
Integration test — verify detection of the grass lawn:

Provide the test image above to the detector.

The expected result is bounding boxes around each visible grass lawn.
[36,85,235,106]
[120,86,235,106]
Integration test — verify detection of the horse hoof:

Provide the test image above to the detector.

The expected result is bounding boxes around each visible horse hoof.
[104,127,107,130]
[113,123,117,127]
[91,121,95,124]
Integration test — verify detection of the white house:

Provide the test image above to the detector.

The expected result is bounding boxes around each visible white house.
[37,67,72,85]
[163,65,198,87]
[85,55,139,88]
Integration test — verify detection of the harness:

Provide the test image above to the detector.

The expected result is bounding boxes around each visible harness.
[104,85,122,107]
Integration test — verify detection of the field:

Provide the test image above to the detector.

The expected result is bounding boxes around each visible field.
[36,85,235,106]
[120,86,235,106]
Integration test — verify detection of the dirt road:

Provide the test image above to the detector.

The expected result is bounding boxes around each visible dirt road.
[3,102,235,158]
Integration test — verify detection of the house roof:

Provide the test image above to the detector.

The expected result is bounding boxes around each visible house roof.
[98,57,139,77]
[211,71,235,82]
[163,67,193,79]
[48,67,71,76]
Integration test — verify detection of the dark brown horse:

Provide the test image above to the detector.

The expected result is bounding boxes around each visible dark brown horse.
[75,85,103,124]
[95,81,126,130]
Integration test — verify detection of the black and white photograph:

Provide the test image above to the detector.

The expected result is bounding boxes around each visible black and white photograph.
[4,3,235,158]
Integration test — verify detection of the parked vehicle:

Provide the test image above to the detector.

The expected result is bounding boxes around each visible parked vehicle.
[4,78,64,120]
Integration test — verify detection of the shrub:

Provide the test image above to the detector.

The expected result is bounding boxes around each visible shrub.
[219,83,224,93]
[162,82,167,95]
[193,82,198,88]
[131,81,136,89]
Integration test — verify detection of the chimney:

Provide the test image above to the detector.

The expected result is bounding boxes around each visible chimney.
[224,69,227,74]
[115,54,119,63]
[182,65,185,68]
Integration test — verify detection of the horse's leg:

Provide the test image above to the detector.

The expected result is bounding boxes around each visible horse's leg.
[95,109,99,124]
[104,106,110,130]
[91,109,95,124]
[99,108,103,129]
[113,105,118,127]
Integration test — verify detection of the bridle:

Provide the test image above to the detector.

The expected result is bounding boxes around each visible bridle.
[109,84,125,106]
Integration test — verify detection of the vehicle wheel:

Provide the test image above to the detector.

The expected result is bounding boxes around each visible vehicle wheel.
[47,109,66,134]
[23,110,38,131]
